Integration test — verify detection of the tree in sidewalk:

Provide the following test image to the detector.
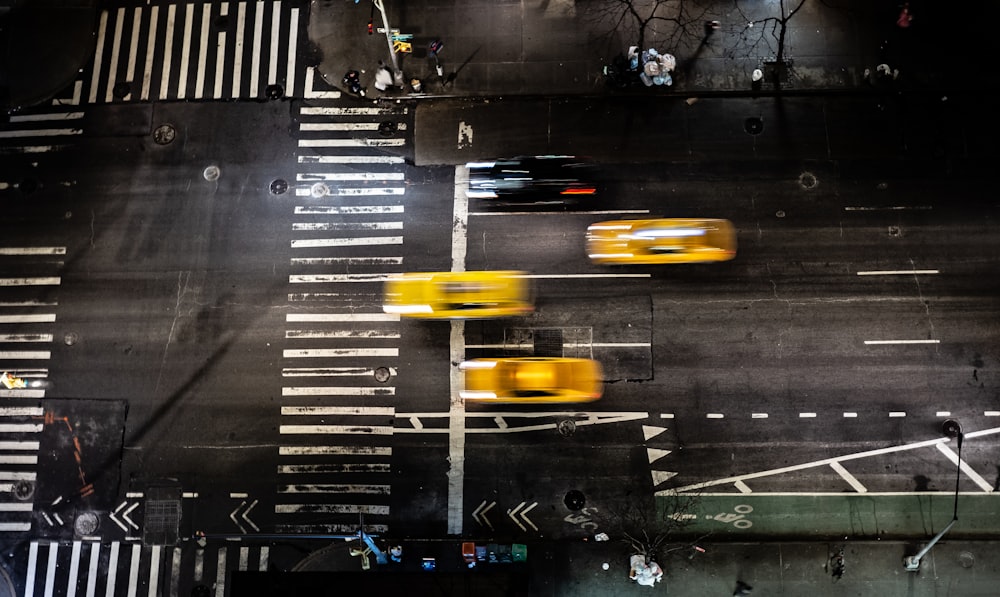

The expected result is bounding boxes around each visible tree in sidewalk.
[581,0,710,58]
[595,488,706,565]
[729,0,809,86]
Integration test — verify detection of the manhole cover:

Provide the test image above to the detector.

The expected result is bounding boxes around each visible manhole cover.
[64,332,78,346]
[112,81,131,99]
[266,84,283,100]
[74,511,100,535]
[776,210,786,218]
[269,179,288,195]
[203,165,220,181]
[959,551,975,568]
[12,481,34,501]
[744,117,764,135]
[942,419,962,438]
[374,367,391,383]
[888,226,901,237]
[378,121,397,137]
[310,182,330,198]
[798,172,818,189]
[564,490,586,511]
[876,182,889,190]
[153,124,176,145]
[557,419,576,437]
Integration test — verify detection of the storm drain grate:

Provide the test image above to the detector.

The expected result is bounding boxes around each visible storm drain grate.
[532,329,564,357]
[143,486,181,546]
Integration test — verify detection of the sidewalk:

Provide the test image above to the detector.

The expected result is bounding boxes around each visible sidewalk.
[308,0,997,99]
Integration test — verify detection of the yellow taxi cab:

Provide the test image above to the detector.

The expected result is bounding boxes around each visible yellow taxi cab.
[459,357,604,403]
[382,270,533,319]
[586,218,737,264]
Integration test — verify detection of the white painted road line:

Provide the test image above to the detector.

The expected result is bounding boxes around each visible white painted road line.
[289,274,394,283]
[844,205,932,211]
[298,139,406,147]
[935,443,994,492]
[864,339,940,345]
[0,246,66,255]
[282,366,397,377]
[0,314,56,324]
[295,205,404,214]
[298,155,405,164]
[283,348,398,358]
[300,107,408,116]
[0,277,60,286]
[277,484,390,494]
[291,222,403,231]
[281,387,395,397]
[830,461,867,493]
[286,313,399,322]
[281,406,395,415]
[518,273,651,279]
[857,270,939,275]
[469,209,650,216]
[290,236,403,248]
[285,329,399,339]
[274,504,389,515]
[296,172,406,181]
[448,165,469,536]
[279,424,393,435]
[279,445,391,456]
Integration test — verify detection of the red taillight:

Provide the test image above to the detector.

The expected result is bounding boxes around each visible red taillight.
[560,187,596,195]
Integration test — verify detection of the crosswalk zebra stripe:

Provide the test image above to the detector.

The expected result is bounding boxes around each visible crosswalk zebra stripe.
[66,542,82,597]
[298,139,406,147]
[278,484,390,494]
[282,348,398,358]
[0,334,54,342]
[279,445,392,456]
[0,246,66,255]
[86,543,100,597]
[282,366,397,377]
[0,315,56,323]
[126,543,141,597]
[291,221,403,231]
[8,114,82,123]
[281,406,394,415]
[274,504,389,515]
[279,463,391,473]
[0,277,60,286]
[0,407,44,416]
[148,545,162,597]
[300,107,409,116]
[0,440,41,449]
[290,236,403,248]
[298,155,405,164]
[290,257,403,266]
[285,329,399,339]
[279,424,393,435]
[215,547,226,597]
[296,172,406,181]
[281,386,395,396]
[0,425,42,434]
[43,543,58,597]
[289,273,395,283]
[285,313,398,322]
[0,128,81,139]
[295,205,404,214]
[0,351,51,359]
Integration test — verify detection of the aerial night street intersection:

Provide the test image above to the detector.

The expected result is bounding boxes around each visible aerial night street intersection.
[1,0,999,595]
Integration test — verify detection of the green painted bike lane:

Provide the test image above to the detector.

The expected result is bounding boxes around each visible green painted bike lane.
[659,493,1000,539]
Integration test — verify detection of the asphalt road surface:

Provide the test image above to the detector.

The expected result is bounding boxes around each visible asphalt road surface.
[1,88,998,595]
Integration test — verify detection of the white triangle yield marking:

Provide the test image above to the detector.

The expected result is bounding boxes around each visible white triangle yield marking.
[646,448,671,463]
[642,425,667,441]
[651,470,678,486]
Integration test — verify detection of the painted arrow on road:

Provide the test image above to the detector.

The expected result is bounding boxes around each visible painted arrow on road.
[110,500,140,532]
[230,498,260,533]
[473,500,496,530]
[507,501,538,532]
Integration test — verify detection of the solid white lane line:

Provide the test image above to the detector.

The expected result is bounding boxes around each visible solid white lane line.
[267,1,281,85]
[231,2,245,98]
[281,406,394,415]
[124,8,142,100]
[936,443,993,492]
[281,387,395,396]
[857,270,939,275]
[864,339,939,345]
[279,445,391,456]
[105,9,125,103]
[213,3,227,99]
[89,12,109,104]
[286,313,398,322]
[279,425,393,435]
[298,155,405,164]
[286,7,299,96]
[830,461,867,493]
[291,236,403,248]
[249,1,263,95]
[448,165,469,535]
[159,5,176,100]
[282,348,398,358]
[295,205,404,214]
[141,7,158,100]
[177,4,194,99]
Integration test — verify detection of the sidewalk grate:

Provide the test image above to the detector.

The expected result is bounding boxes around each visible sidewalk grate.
[143,486,181,546]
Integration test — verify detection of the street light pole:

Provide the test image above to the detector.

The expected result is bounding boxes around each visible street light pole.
[370,0,404,86]
[903,420,964,571]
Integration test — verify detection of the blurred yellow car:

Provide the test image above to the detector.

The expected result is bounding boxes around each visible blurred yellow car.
[382,271,533,319]
[586,218,737,264]
[459,357,604,403]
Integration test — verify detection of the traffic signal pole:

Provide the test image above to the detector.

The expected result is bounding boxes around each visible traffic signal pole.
[371,0,404,86]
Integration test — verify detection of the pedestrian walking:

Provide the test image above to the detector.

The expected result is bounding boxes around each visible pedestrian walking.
[897,2,913,28]
[702,20,721,45]
[734,580,753,595]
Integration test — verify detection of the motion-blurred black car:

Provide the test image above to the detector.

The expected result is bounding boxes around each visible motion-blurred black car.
[465,156,597,201]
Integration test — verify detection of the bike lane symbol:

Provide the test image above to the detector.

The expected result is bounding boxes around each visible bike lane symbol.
[705,504,753,529]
